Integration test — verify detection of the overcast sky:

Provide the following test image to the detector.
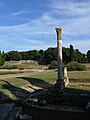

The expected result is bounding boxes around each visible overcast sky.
[0,0,90,53]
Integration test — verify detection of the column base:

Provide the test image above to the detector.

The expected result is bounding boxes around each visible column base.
[54,79,65,93]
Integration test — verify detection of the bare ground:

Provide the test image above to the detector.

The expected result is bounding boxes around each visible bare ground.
[0,69,44,80]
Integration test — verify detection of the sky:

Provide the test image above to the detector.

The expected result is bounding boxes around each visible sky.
[0,0,90,54]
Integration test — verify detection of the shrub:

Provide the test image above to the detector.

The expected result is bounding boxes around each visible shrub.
[0,65,18,69]
[18,68,24,70]
[66,61,86,71]
[49,61,57,69]
[8,65,18,69]
[49,61,65,69]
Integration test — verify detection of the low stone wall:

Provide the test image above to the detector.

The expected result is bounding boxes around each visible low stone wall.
[5,60,38,65]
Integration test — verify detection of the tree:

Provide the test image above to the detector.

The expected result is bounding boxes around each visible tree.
[49,60,57,69]
[69,45,74,62]
[62,47,70,63]
[0,51,5,66]
[44,48,57,64]
[20,51,28,60]
[39,50,44,59]
[0,56,5,66]
[87,50,90,62]
[1,51,5,58]
[4,45,86,64]
[5,51,22,61]
[71,49,85,63]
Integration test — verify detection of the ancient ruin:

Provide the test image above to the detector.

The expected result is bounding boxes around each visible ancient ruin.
[55,28,69,90]
[63,67,69,87]
[55,28,64,91]
[0,28,90,120]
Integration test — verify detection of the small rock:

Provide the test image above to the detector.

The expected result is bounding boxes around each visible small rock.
[26,98,39,105]
[39,99,47,106]
[86,102,90,113]
[19,114,32,120]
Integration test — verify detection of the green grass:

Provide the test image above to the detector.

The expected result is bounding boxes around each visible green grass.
[0,70,56,92]
[84,63,90,71]
[68,71,90,82]
[0,69,90,103]
[0,70,90,90]
[28,70,57,82]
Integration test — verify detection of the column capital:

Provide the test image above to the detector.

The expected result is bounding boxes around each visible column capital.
[55,28,62,40]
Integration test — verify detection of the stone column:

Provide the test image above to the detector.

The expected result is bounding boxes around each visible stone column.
[55,28,64,91]
[63,67,69,87]
[64,67,67,78]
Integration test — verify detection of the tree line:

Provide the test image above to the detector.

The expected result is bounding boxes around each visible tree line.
[0,45,90,66]
[0,51,5,66]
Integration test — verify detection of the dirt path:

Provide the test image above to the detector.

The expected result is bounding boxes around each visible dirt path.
[0,69,45,80]
[0,69,44,72]
[0,73,32,80]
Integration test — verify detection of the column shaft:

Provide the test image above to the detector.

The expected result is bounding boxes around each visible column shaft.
[55,28,63,87]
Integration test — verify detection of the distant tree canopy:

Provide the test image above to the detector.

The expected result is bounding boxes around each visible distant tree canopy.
[44,45,85,64]
[0,51,5,66]
[87,50,90,62]
[5,51,22,61]
[4,45,86,64]
[44,48,57,64]
[20,50,43,60]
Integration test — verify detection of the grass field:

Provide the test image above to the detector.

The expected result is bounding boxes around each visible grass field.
[0,63,90,103]
[83,63,90,71]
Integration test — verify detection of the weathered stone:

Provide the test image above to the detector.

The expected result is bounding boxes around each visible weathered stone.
[39,99,47,106]
[26,98,39,105]
[63,67,69,87]
[15,107,22,119]
[86,102,90,113]
[55,28,65,91]
[19,114,32,120]
[56,28,63,80]
[0,103,15,120]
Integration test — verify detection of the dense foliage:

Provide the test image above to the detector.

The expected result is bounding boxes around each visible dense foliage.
[87,50,90,63]
[44,48,57,64]
[49,61,57,69]
[44,45,85,64]
[0,51,5,66]
[1,45,87,65]
[66,61,86,71]
[20,50,43,60]
[4,51,22,61]
[49,61,86,71]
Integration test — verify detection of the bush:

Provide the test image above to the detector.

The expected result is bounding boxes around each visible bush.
[66,61,86,71]
[49,61,57,69]
[49,61,65,69]
[18,68,24,70]
[0,65,18,69]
